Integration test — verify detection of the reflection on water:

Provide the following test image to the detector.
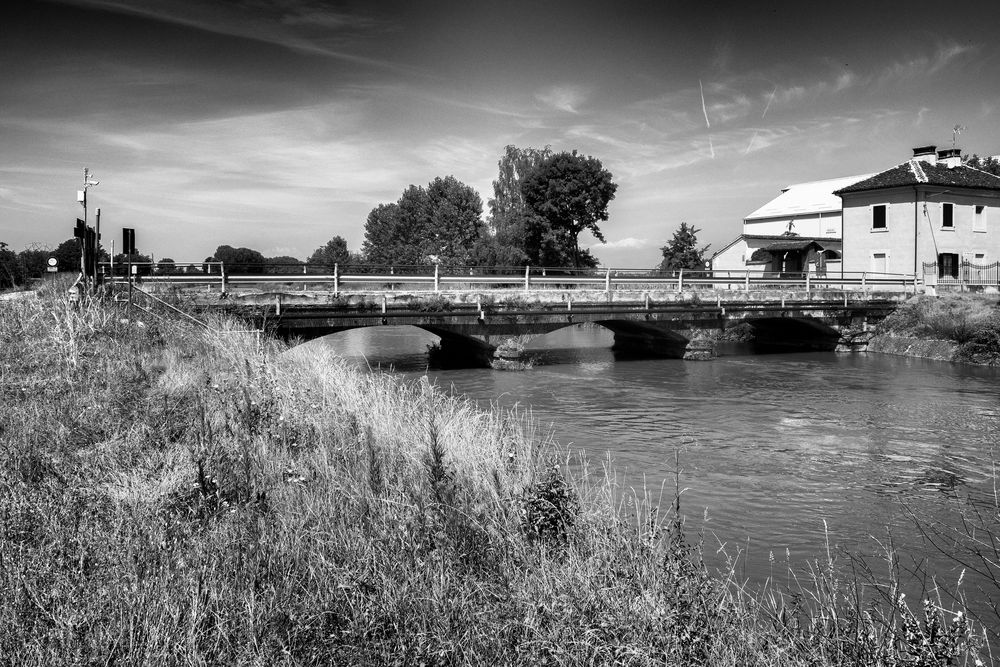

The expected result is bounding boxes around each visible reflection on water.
[315,324,1000,624]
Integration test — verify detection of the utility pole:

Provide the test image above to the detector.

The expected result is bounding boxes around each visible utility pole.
[77,168,100,287]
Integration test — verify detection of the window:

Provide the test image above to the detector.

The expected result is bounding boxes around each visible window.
[942,203,954,228]
[871,252,888,274]
[938,252,959,279]
[872,204,887,230]
[974,204,987,232]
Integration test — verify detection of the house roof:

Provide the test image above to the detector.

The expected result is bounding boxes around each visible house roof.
[834,160,1000,195]
[745,174,874,220]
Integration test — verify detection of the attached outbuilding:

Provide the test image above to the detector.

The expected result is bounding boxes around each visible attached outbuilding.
[711,173,871,277]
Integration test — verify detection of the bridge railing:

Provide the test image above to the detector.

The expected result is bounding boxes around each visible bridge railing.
[108,262,918,294]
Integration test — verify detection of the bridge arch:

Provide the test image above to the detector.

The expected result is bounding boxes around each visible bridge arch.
[738,316,841,353]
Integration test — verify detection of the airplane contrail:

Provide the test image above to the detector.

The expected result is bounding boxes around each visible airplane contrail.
[699,80,715,158]
[744,130,759,155]
[699,79,711,128]
[761,85,777,118]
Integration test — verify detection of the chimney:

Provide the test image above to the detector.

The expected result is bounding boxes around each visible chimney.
[937,147,962,168]
[912,145,937,165]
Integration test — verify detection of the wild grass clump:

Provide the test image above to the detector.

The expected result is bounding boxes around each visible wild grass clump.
[878,295,998,344]
[0,286,989,664]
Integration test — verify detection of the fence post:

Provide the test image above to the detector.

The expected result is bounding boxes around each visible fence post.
[677,268,684,292]
[220,262,227,296]
[605,268,611,294]
[861,272,867,290]
[805,272,811,296]
[745,270,750,292]
[334,263,339,297]
[434,264,440,292]
[524,265,530,293]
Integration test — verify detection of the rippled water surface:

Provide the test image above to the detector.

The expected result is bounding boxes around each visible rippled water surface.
[319,324,1000,616]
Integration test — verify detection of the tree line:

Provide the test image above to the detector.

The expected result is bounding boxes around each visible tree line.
[2,143,713,290]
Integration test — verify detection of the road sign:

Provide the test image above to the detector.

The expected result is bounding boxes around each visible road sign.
[46,257,58,273]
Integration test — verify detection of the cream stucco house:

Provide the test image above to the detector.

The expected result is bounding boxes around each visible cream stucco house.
[834,146,1000,285]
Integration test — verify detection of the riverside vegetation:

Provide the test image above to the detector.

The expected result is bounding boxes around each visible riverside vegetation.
[875,293,1000,365]
[0,282,991,665]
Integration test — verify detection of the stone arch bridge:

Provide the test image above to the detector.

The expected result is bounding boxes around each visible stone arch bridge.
[204,290,902,366]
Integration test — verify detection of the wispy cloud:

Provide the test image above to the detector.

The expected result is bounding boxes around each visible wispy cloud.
[593,237,654,250]
[876,42,978,84]
[535,85,590,113]
[57,0,420,75]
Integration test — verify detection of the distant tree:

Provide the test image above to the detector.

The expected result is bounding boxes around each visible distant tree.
[964,154,1000,177]
[53,238,82,272]
[213,245,265,274]
[521,151,617,267]
[0,242,18,288]
[156,258,177,274]
[265,255,304,275]
[51,237,109,273]
[112,252,153,276]
[658,222,710,273]
[308,236,352,270]
[17,248,49,282]
[362,176,483,266]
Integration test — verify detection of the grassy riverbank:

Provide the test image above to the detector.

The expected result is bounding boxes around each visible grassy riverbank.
[875,293,1000,365]
[0,285,987,665]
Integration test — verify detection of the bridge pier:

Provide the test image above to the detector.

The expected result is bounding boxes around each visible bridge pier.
[423,327,496,368]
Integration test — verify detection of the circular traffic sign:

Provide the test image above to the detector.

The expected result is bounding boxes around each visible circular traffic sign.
[47,257,58,267]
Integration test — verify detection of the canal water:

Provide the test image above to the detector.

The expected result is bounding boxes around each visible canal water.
[315,324,1000,623]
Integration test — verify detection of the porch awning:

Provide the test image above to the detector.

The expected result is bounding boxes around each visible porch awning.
[762,240,825,252]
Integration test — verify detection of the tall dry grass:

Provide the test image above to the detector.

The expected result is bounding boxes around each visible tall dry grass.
[0,287,987,665]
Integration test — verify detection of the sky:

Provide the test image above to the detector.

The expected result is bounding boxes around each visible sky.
[3,0,1000,268]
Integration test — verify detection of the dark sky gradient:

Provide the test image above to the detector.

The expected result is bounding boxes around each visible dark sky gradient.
[3,0,999,266]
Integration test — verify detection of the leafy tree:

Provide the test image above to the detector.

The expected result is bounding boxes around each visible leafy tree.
[213,245,265,274]
[489,145,553,227]
[51,237,109,272]
[964,154,1000,177]
[362,176,483,266]
[658,222,710,273]
[265,255,304,275]
[521,151,617,267]
[53,238,82,272]
[111,252,153,276]
[156,258,177,274]
[308,236,352,270]
[0,241,18,288]
[18,248,49,281]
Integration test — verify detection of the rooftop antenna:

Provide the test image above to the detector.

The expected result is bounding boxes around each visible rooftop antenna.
[952,124,966,149]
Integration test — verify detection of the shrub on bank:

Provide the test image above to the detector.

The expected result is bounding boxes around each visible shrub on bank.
[877,295,1000,364]
[0,286,986,664]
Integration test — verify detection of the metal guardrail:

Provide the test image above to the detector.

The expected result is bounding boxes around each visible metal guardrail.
[102,262,918,295]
